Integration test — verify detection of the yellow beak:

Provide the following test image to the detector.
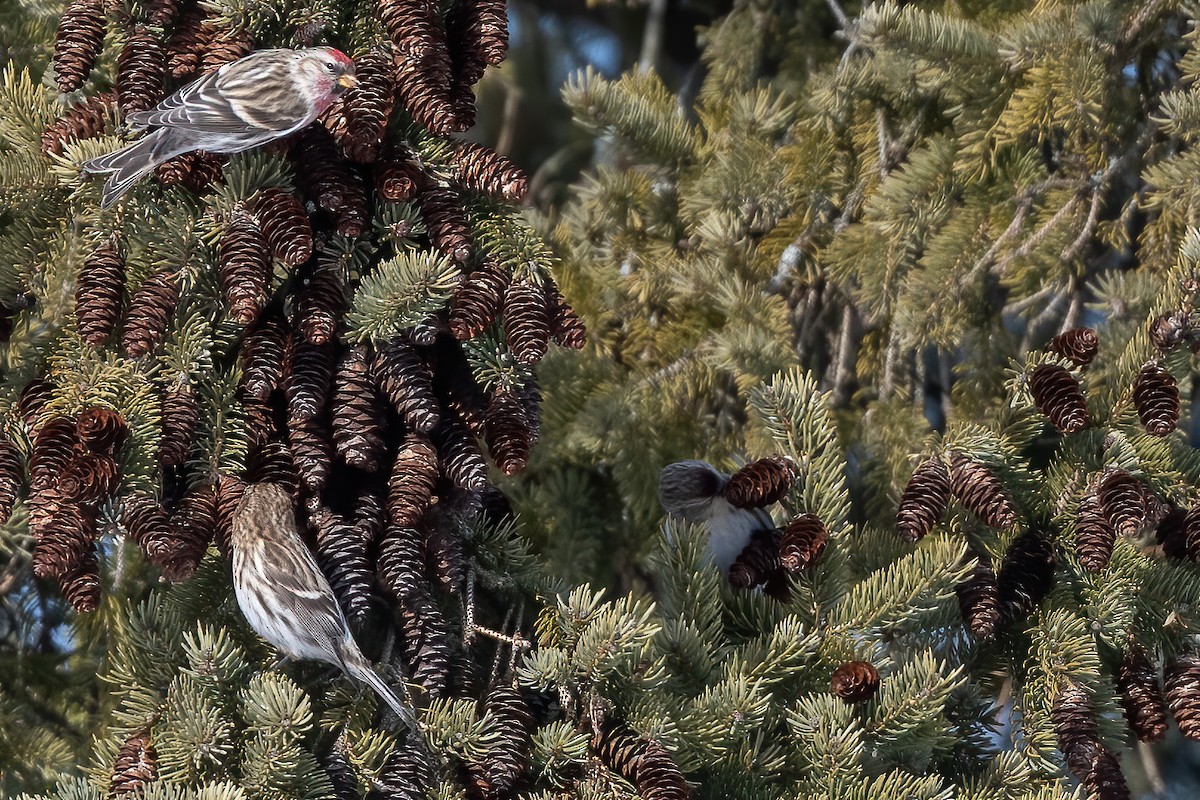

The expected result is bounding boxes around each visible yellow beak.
[336,73,358,89]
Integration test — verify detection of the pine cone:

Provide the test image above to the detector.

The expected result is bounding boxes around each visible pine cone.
[1165,654,1200,740]
[484,389,533,476]
[450,265,509,341]
[1028,363,1088,434]
[1046,327,1099,369]
[0,435,22,525]
[446,139,527,202]
[290,125,368,236]
[724,456,795,509]
[76,238,126,347]
[417,184,473,261]
[374,339,441,432]
[214,473,244,557]
[956,554,1001,640]
[158,382,197,467]
[143,0,181,27]
[240,395,280,449]
[58,545,101,612]
[435,415,489,491]
[1149,310,1190,352]
[122,272,178,357]
[1132,361,1179,437]
[313,506,374,626]
[218,215,271,326]
[468,685,533,797]
[76,407,127,458]
[252,188,313,268]
[366,743,430,800]
[1080,744,1130,800]
[41,91,115,155]
[383,0,459,134]
[109,730,157,797]
[341,46,396,162]
[18,379,55,426]
[53,0,106,93]
[374,157,424,202]
[1097,469,1146,537]
[1075,491,1116,573]
[296,265,344,345]
[31,503,97,580]
[728,529,782,589]
[590,720,690,800]
[546,281,586,350]
[1116,648,1168,743]
[123,493,172,564]
[778,514,827,573]
[949,454,1016,528]
[239,308,290,400]
[156,481,215,581]
[165,3,211,79]
[400,591,453,697]
[201,27,252,74]
[831,660,880,704]
[331,346,387,472]
[155,151,225,194]
[996,530,1056,623]
[288,416,332,494]
[246,441,299,499]
[422,517,467,593]
[378,523,428,604]
[285,341,335,425]
[503,278,550,365]
[895,458,951,541]
[117,25,167,116]
[388,434,439,527]
[450,0,508,73]
[30,415,80,488]
[1052,683,1098,756]
[57,452,119,504]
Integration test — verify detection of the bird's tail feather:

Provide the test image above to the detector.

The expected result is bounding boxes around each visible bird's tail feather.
[81,130,188,209]
[340,644,419,732]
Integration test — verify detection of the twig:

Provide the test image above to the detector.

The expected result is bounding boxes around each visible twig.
[494,81,522,157]
[637,0,669,74]
[830,302,856,403]
[1059,187,1104,264]
[1139,739,1166,794]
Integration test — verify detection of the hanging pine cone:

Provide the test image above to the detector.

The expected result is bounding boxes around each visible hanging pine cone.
[378,523,428,604]
[956,555,1001,640]
[252,188,313,267]
[76,407,128,457]
[117,25,167,116]
[354,487,387,543]
[201,27,253,74]
[949,454,1016,529]
[366,742,430,800]
[831,660,880,704]
[285,341,335,425]
[546,281,586,350]
[435,416,489,492]
[57,545,101,612]
[218,215,271,326]
[400,591,453,697]
[383,0,459,134]
[214,473,244,557]
[143,0,181,27]
[53,0,106,93]
[18,379,55,426]
[239,309,290,400]
[1165,654,1200,740]
[1045,327,1099,369]
[1028,363,1088,434]
[76,238,126,347]
[778,514,828,573]
[387,434,439,527]
[340,46,396,163]
[158,382,197,467]
[422,517,467,593]
[1080,744,1131,800]
[374,157,423,202]
[996,530,1056,623]
[1097,469,1146,537]
[324,740,360,800]
[724,456,795,509]
[374,339,441,432]
[1149,310,1190,352]
[30,415,80,487]
[288,416,332,495]
[246,441,299,498]
[290,125,368,236]
[123,493,172,564]
[155,151,225,194]
[895,458,951,541]
[1116,648,1168,743]
[417,185,473,261]
[450,265,509,341]
[41,91,115,155]
[296,265,345,345]
[0,435,21,525]
[123,273,179,357]
[1075,492,1116,574]
[165,3,211,79]
[503,277,550,365]
[158,481,216,581]
[1052,683,1098,756]
[590,720,690,800]
[57,452,119,504]
[728,529,782,589]
[109,730,157,797]
[312,506,374,626]
[1132,361,1180,437]
[484,389,533,476]
[467,685,533,798]
[240,394,281,450]
[330,346,387,472]
[446,139,527,202]
[31,504,97,580]
[450,0,508,73]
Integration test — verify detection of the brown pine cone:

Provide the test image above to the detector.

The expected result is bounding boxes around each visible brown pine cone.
[122,273,179,357]
[503,278,550,365]
[399,591,453,698]
[30,415,80,488]
[590,720,690,800]
[1165,654,1200,740]
[374,157,424,202]
[0,435,22,525]
[546,281,586,350]
[1116,648,1168,743]
[1028,363,1088,434]
[445,139,527,202]
[956,554,1001,640]
[159,382,198,467]
[374,339,441,432]
[252,188,313,268]
[165,2,211,79]
[77,407,128,457]
[53,0,106,93]
[76,238,125,347]
[296,265,345,345]
[778,514,828,573]
[288,416,332,495]
[369,742,431,800]
[450,265,509,341]
[450,0,508,74]
[1097,469,1146,537]
[895,458,950,541]
[724,456,795,509]
[239,308,290,400]
[422,517,467,593]
[214,473,244,557]
[1080,744,1130,800]
[1046,327,1099,369]
[949,454,1016,529]
[201,28,253,74]
[831,660,880,704]
[417,184,473,261]
[285,341,335,425]
[57,452,119,504]
[245,441,299,498]
[117,25,167,116]
[218,215,271,326]
[341,46,396,163]
[109,730,157,797]
[312,506,374,626]
[154,151,226,194]
[436,415,489,492]
[383,0,460,134]
[1132,361,1180,437]
[240,394,280,449]
[484,389,532,476]
[290,125,368,237]
[330,347,387,472]
[59,546,101,612]
[728,529,783,589]
[18,379,55,426]
[1052,683,1098,755]
[388,434,439,526]
[143,0,181,27]
[161,481,216,581]
[31,503,97,580]
[996,530,1056,623]
[1149,310,1190,353]
[41,91,115,155]
[467,685,533,797]
[377,523,428,603]
[1075,491,1116,574]
[123,493,173,563]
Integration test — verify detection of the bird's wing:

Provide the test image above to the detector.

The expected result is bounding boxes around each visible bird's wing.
[266,531,353,647]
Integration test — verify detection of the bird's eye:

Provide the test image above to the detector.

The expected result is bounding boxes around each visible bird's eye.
[325,61,336,71]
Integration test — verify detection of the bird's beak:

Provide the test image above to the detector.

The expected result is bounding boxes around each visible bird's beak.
[336,73,358,89]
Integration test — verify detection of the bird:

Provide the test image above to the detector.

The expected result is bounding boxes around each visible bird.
[231,481,418,731]
[83,47,357,208]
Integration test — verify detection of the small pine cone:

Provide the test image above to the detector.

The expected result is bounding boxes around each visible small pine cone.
[109,730,157,797]
[1164,654,1200,740]
[996,530,1056,623]
[1116,648,1168,743]
[246,441,299,499]
[1132,362,1180,437]
[76,238,126,347]
[590,721,690,800]
[949,454,1016,529]
[484,390,533,476]
[728,529,782,589]
[468,685,533,796]
[154,151,225,194]
[252,188,313,268]
[160,481,216,581]
[166,3,211,79]
[1028,364,1088,434]
[123,493,173,564]
[778,514,828,573]
[1075,492,1116,573]
[288,416,332,494]
[503,278,550,365]
[1046,327,1099,369]
[331,346,387,472]
[374,339,441,432]
[290,125,368,236]
[724,456,796,509]
[240,395,280,449]
[158,382,197,467]
[450,265,509,341]
[214,473,244,557]
[285,341,336,425]
[382,0,459,134]
[31,504,97,579]
[41,91,115,155]
[117,25,167,116]
[435,416,489,492]
[417,185,473,261]
[423,519,467,593]
[367,743,430,800]
[218,216,271,326]
[1081,744,1131,800]
[122,273,178,357]
[452,0,508,71]
[143,0,181,27]
[1157,506,1193,561]
[30,415,80,488]
[0,436,22,525]
[1149,310,1190,352]
[450,78,477,131]
[53,0,107,93]
[546,282,586,350]
[77,407,128,457]
[1052,683,1098,756]
[895,458,951,541]
[388,434,439,527]
[324,742,360,800]
[956,555,1001,640]
[1097,469,1146,537]
[377,523,429,603]
[341,47,396,162]
[831,660,880,704]
[354,487,387,543]
[18,379,55,426]
[239,309,290,400]
[446,139,527,202]
[201,28,253,74]
[57,452,119,504]
[374,158,423,202]
[400,592,453,697]
[296,265,345,345]
[59,546,101,612]
[312,506,374,626]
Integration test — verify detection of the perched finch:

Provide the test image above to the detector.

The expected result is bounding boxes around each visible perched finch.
[83,47,357,208]
[232,481,417,731]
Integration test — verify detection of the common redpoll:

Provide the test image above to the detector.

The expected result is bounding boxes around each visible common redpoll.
[83,47,357,208]
[232,481,417,730]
